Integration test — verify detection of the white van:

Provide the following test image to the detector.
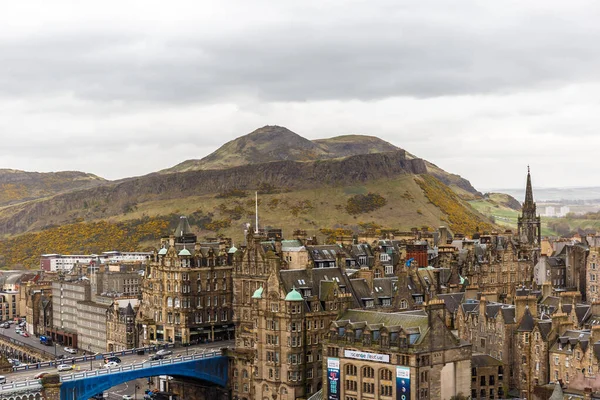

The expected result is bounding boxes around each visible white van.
[0,376,6,384]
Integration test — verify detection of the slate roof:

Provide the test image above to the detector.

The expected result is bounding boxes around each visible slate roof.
[436,293,465,314]
[279,267,361,309]
[350,279,372,300]
[373,278,396,298]
[306,245,349,261]
[538,321,553,341]
[461,302,479,315]
[517,307,535,332]
[472,353,503,368]
[174,216,193,238]
[551,330,591,354]
[575,304,591,324]
[501,306,516,324]
[546,257,566,267]
[594,342,600,361]
[337,309,430,343]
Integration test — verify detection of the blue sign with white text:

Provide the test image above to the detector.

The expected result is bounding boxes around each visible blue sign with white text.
[327,358,340,400]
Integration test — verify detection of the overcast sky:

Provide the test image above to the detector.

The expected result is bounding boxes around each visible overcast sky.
[1,1,599,190]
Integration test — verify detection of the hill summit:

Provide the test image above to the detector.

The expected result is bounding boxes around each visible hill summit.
[163,125,401,172]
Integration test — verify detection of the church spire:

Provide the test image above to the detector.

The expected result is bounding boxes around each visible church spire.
[518,166,541,249]
[524,165,534,210]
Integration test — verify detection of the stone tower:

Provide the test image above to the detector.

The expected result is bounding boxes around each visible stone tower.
[518,166,541,247]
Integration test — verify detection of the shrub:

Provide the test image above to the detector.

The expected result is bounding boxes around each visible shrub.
[345,193,387,215]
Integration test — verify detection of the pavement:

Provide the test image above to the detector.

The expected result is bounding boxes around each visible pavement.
[0,325,72,359]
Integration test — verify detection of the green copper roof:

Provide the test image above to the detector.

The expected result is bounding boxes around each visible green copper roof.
[285,287,303,302]
[228,246,238,254]
[459,274,466,285]
[252,286,264,299]
[178,248,192,256]
[158,248,168,255]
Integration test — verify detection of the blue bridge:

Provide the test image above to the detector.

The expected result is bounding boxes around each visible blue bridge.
[0,351,228,400]
[60,351,228,400]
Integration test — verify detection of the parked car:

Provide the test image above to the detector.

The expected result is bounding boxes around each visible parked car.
[64,347,77,354]
[1,322,9,328]
[104,361,119,369]
[21,332,29,337]
[155,349,172,357]
[57,364,73,372]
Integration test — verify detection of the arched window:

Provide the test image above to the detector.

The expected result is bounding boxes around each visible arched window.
[379,368,393,381]
[345,364,357,376]
[174,297,180,308]
[167,297,173,307]
[400,299,408,309]
[167,281,171,291]
[362,366,374,378]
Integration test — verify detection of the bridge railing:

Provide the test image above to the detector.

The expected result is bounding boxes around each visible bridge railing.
[0,379,42,393]
[12,342,177,372]
[59,351,220,382]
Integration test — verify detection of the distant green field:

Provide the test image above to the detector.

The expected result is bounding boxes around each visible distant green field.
[469,199,556,236]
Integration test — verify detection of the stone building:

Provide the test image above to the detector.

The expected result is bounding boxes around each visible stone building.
[324,301,472,400]
[138,216,234,345]
[106,299,139,351]
[471,354,505,400]
[24,279,52,335]
[549,326,600,391]
[230,229,361,400]
[587,247,600,303]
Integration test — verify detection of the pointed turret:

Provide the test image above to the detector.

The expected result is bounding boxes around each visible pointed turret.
[523,166,534,211]
[174,216,197,244]
[518,167,541,247]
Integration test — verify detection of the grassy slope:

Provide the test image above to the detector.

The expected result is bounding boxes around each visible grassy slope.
[112,174,446,239]
[15,179,600,269]
[0,174,496,269]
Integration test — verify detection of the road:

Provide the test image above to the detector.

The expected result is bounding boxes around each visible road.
[4,340,232,384]
[0,326,73,359]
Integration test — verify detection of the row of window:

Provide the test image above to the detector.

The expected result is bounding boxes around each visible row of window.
[152,310,229,323]
[162,295,228,308]
[344,365,393,380]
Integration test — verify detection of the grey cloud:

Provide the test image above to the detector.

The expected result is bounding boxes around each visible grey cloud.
[2,2,600,103]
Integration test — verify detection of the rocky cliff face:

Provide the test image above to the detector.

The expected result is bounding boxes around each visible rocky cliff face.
[0,169,106,206]
[0,150,425,235]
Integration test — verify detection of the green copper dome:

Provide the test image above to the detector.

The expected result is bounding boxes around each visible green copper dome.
[158,248,168,255]
[178,248,192,256]
[252,286,264,299]
[285,287,303,302]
